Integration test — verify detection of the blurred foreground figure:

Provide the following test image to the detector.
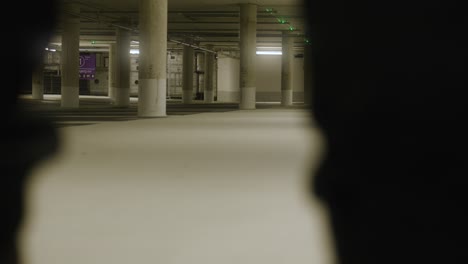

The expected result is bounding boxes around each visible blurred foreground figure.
[1,2,58,264]
[306,1,467,263]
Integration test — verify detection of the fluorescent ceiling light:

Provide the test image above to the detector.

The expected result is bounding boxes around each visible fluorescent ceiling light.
[130,49,140,54]
[256,51,282,55]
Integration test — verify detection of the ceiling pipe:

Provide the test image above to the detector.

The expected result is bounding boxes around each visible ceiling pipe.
[168,39,217,54]
[62,10,219,55]
[63,11,137,32]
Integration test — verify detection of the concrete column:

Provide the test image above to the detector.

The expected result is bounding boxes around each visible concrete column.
[213,54,218,100]
[61,3,80,108]
[281,33,294,106]
[182,44,194,104]
[239,4,257,109]
[303,43,312,105]
[196,52,205,97]
[112,28,131,107]
[138,0,167,117]
[204,45,215,103]
[32,57,44,100]
[108,43,116,101]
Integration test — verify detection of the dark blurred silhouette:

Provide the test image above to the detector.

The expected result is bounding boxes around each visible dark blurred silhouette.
[1,2,58,264]
[305,0,468,263]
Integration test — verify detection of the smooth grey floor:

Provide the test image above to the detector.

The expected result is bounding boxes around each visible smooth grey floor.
[19,98,336,264]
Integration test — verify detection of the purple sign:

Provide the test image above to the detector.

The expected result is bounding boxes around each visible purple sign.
[79,53,96,80]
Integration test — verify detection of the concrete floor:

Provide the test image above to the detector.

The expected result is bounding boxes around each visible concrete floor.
[18,96,336,264]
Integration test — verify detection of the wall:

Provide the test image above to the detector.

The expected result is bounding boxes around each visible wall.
[43,50,61,94]
[40,51,110,96]
[256,55,281,102]
[38,50,303,102]
[89,53,109,95]
[167,51,183,98]
[217,56,240,102]
[216,53,304,103]
[255,54,304,102]
[292,55,305,103]
[130,51,188,99]
[130,54,139,96]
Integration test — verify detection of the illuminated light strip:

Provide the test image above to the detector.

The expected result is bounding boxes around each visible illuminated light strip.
[256,51,282,55]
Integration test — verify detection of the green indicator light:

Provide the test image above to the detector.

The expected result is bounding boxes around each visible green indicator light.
[91,40,96,44]
[277,18,287,24]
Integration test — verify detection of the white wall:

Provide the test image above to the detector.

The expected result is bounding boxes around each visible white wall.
[129,52,189,98]
[167,52,183,98]
[256,55,281,94]
[292,56,305,102]
[130,55,139,96]
[255,54,304,102]
[217,57,240,102]
[90,52,304,102]
[89,53,109,96]
[89,70,108,95]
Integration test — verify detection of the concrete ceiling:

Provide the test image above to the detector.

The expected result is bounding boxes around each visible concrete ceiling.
[52,0,307,53]
[59,0,303,10]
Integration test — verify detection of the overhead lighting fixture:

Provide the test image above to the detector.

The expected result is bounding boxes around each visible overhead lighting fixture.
[130,49,140,54]
[256,51,282,56]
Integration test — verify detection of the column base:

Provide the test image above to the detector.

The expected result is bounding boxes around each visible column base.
[239,87,256,110]
[281,90,293,106]
[204,90,214,103]
[32,84,44,100]
[182,90,193,104]
[138,79,166,117]
[109,87,116,104]
[114,88,130,107]
[61,86,79,108]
